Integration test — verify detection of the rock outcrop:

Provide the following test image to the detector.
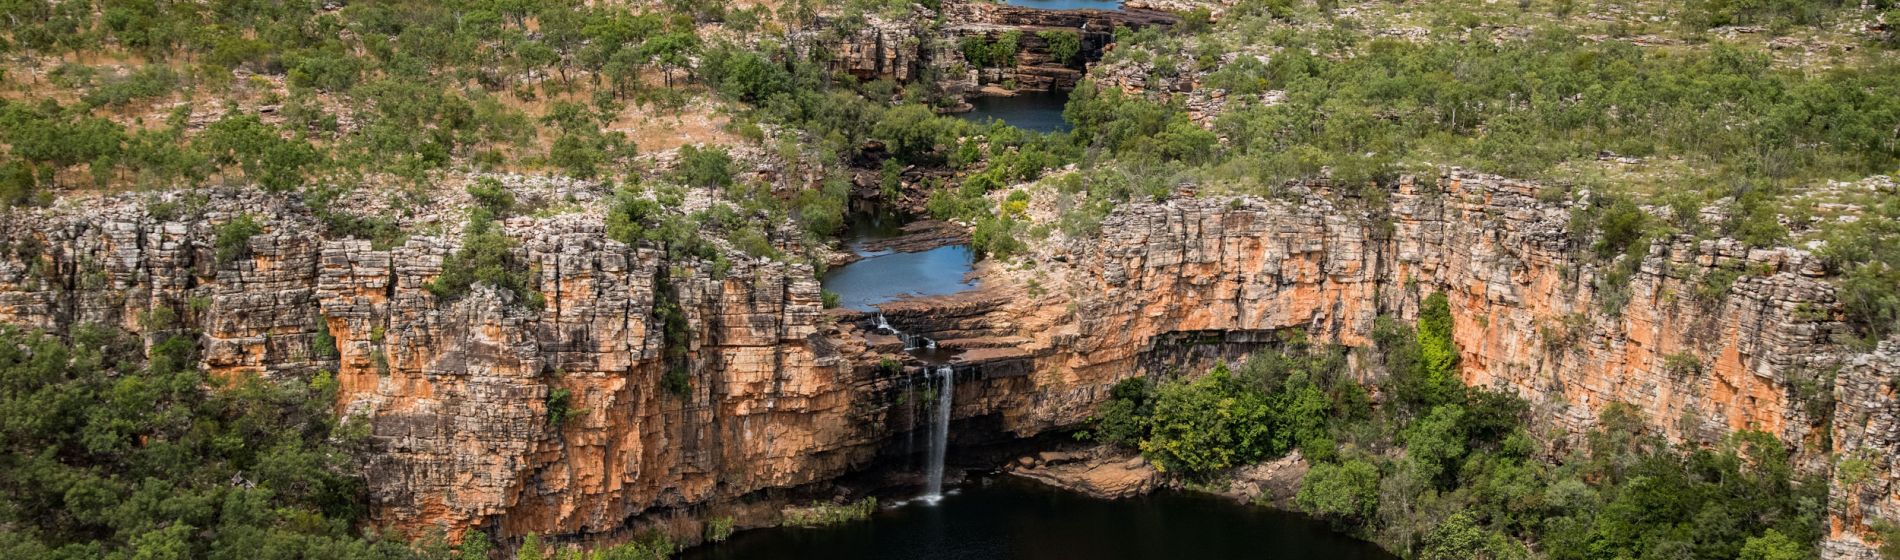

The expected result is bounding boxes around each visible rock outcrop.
[796,1,1176,95]
[1007,446,1161,498]
[0,190,897,541]
[890,170,1880,556]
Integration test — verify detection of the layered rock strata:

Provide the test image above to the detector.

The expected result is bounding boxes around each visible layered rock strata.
[0,169,1893,558]
[799,1,1176,94]
[0,192,895,540]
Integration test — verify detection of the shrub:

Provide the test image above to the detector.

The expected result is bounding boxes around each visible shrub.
[1409,292,1464,408]
[675,144,735,189]
[1091,377,1154,448]
[312,319,338,359]
[704,517,735,543]
[545,387,575,426]
[213,214,264,266]
[1038,30,1081,65]
[427,216,539,307]
[1662,353,1702,378]
[781,498,877,527]
[1592,196,1649,260]
[959,31,1021,68]
[466,177,515,219]
[1140,364,1277,475]
[662,367,691,397]
[1296,458,1382,522]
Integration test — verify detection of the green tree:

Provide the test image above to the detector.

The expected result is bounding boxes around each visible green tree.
[1140,364,1277,475]
[1091,377,1154,448]
[1402,292,1463,408]
[1297,458,1382,522]
[0,326,398,558]
[1739,530,1806,560]
[213,213,265,266]
[1037,30,1081,65]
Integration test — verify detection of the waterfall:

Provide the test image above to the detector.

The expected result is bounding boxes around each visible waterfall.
[923,365,955,503]
[876,313,935,351]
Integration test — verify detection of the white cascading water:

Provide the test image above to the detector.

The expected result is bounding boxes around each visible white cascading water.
[876,313,934,350]
[923,365,955,503]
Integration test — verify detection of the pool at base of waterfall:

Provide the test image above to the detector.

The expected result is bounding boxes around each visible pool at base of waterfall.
[679,475,1397,560]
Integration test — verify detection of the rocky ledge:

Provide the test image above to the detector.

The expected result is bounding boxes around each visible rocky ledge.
[1007,445,1162,499]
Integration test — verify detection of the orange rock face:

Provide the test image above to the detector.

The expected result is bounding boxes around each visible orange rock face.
[0,173,1890,557]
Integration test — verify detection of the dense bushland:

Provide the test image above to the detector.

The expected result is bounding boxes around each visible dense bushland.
[1089,293,1828,558]
[0,324,675,559]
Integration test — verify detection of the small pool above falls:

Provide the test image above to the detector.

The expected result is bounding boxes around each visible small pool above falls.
[1004,0,1123,10]
[823,246,978,311]
[958,90,1073,133]
[821,213,978,312]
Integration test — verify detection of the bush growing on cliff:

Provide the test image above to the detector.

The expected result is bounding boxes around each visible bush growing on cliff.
[546,387,576,427]
[213,213,265,266]
[1038,30,1082,65]
[959,31,1021,68]
[1818,194,1900,344]
[1097,341,1361,477]
[1374,292,1465,413]
[674,144,736,190]
[429,216,542,308]
[1265,298,1830,558]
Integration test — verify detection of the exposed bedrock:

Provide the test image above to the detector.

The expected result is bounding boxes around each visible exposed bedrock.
[800,1,1176,93]
[0,170,1892,557]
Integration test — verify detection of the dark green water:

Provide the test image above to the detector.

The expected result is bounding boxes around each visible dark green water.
[959,91,1073,134]
[681,477,1396,560]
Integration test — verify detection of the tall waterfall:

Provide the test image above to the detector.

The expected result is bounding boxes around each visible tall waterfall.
[923,365,955,503]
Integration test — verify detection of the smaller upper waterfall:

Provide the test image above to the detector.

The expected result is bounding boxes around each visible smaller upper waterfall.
[875,313,937,351]
[923,365,956,503]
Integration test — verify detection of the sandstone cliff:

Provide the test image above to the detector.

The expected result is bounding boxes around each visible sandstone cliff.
[885,170,1884,558]
[796,1,1175,95]
[1,170,1893,557]
[0,187,898,541]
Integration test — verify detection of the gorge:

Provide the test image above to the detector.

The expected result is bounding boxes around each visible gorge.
[4,169,1893,557]
[2,0,1898,559]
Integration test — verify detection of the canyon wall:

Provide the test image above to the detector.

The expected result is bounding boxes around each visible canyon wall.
[0,190,908,541]
[880,170,1880,557]
[0,170,1892,556]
